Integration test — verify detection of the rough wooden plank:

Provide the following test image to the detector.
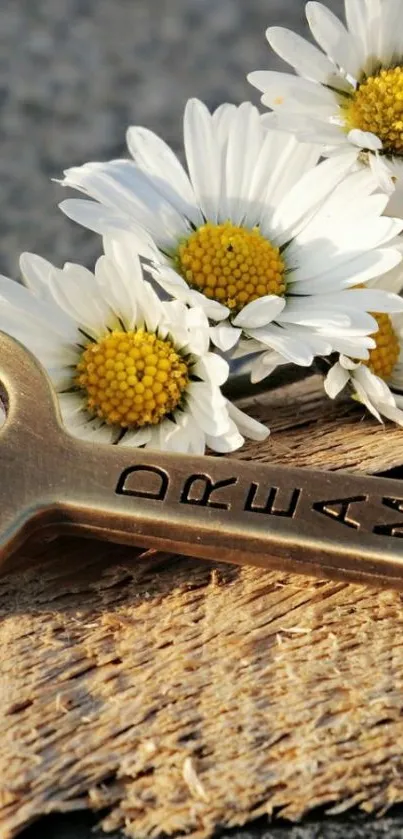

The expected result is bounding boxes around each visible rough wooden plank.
[1,377,403,839]
[234,375,403,473]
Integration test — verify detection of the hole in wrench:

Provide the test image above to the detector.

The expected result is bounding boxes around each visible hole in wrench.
[0,379,7,430]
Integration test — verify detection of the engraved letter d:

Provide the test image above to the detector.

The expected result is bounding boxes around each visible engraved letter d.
[116,465,169,501]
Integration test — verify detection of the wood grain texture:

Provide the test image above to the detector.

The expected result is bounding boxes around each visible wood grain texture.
[233,376,403,473]
[1,378,403,839]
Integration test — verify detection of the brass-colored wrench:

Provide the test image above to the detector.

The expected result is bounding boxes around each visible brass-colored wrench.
[1,330,403,588]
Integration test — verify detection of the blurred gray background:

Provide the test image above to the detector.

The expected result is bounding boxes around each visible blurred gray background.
[0,0,343,278]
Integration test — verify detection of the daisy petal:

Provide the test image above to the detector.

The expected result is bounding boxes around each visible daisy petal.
[60,198,136,236]
[248,71,338,115]
[184,98,221,223]
[266,26,348,88]
[206,420,244,453]
[306,2,360,78]
[232,295,285,328]
[324,362,350,398]
[209,322,242,352]
[368,152,395,194]
[247,324,314,366]
[348,129,383,151]
[194,353,229,387]
[227,402,269,441]
[126,125,201,226]
[270,153,358,246]
[353,379,384,423]
[250,351,287,384]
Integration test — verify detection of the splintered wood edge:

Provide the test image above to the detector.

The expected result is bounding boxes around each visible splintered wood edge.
[1,374,403,839]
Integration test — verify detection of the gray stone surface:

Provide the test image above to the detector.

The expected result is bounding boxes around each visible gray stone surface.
[6,1,394,838]
[0,0,343,278]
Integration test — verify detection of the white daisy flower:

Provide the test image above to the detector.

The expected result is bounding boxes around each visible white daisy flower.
[59,99,403,370]
[324,269,403,424]
[248,1,403,197]
[0,244,268,454]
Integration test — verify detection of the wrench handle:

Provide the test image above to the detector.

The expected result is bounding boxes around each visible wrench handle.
[1,330,403,589]
[13,434,403,589]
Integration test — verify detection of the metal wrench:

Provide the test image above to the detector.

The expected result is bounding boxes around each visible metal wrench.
[1,330,403,588]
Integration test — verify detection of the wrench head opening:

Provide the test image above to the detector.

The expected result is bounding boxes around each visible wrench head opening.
[0,331,61,439]
[0,332,63,564]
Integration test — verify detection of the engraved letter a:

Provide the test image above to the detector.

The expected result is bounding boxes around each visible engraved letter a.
[312,495,367,530]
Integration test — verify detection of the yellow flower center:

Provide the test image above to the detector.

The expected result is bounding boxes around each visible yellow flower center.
[75,329,189,428]
[174,221,285,313]
[344,66,403,154]
[364,313,400,380]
